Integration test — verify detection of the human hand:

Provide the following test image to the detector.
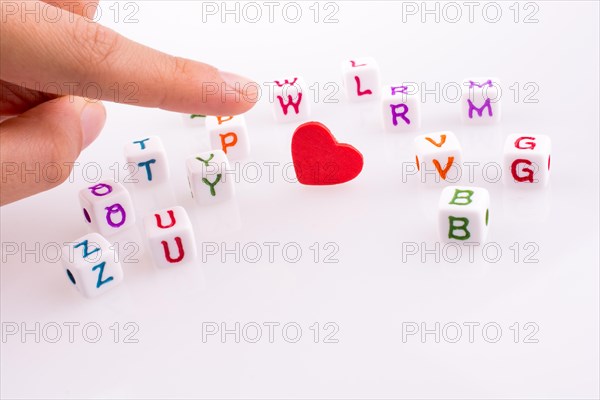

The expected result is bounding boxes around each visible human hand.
[0,0,258,206]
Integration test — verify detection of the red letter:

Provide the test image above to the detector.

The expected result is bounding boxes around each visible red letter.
[155,210,176,229]
[161,237,185,263]
[277,92,303,115]
[511,159,534,182]
[350,60,367,67]
[355,76,372,96]
[515,136,536,150]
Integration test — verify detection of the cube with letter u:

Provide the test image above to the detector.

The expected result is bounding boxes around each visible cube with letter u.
[439,186,490,243]
[143,206,197,268]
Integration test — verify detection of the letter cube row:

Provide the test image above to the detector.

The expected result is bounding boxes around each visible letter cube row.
[413,131,551,186]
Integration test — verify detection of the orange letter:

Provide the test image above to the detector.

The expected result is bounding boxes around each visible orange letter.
[217,116,233,124]
[432,157,455,180]
[425,134,447,148]
[220,132,238,154]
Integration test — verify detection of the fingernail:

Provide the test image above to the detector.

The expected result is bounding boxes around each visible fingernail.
[80,100,106,149]
[219,70,259,102]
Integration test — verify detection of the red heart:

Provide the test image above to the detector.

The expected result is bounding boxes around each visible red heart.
[291,122,364,185]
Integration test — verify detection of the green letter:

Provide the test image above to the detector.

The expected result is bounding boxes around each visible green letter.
[449,189,474,206]
[202,174,222,196]
[448,216,471,240]
[196,153,215,166]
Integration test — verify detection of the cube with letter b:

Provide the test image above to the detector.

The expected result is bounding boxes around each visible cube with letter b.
[61,232,124,298]
[439,186,490,243]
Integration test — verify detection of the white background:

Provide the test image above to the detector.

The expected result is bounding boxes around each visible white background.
[1,1,599,398]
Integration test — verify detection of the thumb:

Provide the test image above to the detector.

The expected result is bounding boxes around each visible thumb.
[0,96,105,206]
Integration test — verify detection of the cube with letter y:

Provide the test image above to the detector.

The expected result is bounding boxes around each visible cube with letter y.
[186,150,235,205]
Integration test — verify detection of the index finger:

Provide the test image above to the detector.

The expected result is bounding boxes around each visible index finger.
[0,1,258,115]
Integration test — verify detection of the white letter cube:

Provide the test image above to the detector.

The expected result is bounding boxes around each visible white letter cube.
[272,77,310,123]
[342,57,380,102]
[79,180,136,236]
[460,78,501,124]
[438,186,490,243]
[123,136,170,186]
[205,115,250,161]
[61,232,124,298]
[503,134,551,187]
[414,131,462,183]
[186,150,235,205]
[143,206,197,268]
[381,85,421,131]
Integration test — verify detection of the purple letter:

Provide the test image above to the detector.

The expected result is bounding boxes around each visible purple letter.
[390,104,410,126]
[105,204,126,228]
[391,86,409,95]
[469,80,493,88]
[88,183,112,197]
[467,98,493,119]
